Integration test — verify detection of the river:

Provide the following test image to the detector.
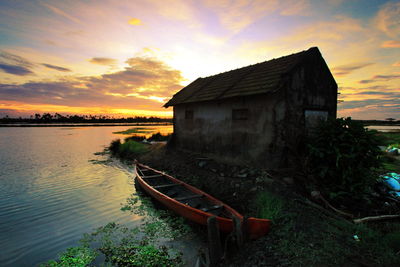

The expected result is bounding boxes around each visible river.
[0,125,172,266]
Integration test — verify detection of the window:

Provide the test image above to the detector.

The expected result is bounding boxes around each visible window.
[305,110,328,129]
[232,109,249,120]
[185,110,193,120]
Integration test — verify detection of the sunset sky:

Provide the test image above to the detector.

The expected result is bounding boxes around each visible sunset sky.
[0,0,399,119]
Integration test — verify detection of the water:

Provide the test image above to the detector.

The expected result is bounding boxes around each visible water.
[0,125,172,266]
[366,125,400,132]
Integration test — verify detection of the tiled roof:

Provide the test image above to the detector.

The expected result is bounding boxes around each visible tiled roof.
[164,47,321,107]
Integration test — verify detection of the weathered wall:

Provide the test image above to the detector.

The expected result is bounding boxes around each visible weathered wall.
[281,51,338,165]
[173,93,286,167]
[171,52,337,168]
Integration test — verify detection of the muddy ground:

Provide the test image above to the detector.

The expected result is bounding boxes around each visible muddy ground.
[134,144,400,266]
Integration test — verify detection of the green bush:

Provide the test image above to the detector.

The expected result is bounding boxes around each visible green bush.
[307,117,382,201]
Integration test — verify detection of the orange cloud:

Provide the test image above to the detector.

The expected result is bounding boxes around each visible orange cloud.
[381,40,400,48]
[332,62,374,77]
[359,74,400,84]
[89,57,118,65]
[393,62,400,67]
[128,18,142,25]
[0,56,183,116]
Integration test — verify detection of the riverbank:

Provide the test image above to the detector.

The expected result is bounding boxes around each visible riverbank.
[134,138,400,266]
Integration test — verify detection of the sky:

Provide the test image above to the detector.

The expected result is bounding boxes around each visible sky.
[0,0,399,119]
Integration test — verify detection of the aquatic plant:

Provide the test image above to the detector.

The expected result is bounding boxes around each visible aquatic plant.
[40,192,188,267]
[39,246,97,267]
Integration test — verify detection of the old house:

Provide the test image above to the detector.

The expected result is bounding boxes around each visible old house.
[164,47,337,168]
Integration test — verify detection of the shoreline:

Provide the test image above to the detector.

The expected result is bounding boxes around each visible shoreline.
[0,122,172,127]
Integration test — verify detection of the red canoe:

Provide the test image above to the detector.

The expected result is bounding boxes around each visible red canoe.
[134,162,271,239]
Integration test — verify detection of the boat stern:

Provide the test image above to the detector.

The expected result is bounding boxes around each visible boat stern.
[246,217,271,239]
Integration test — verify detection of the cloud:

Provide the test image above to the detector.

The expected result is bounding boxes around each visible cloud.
[393,62,400,67]
[89,57,118,66]
[359,74,400,84]
[128,18,142,25]
[280,0,310,16]
[0,64,34,76]
[41,63,71,72]
[332,62,374,77]
[381,40,400,48]
[0,56,183,111]
[40,1,81,24]
[374,2,400,38]
[203,0,279,33]
[0,51,35,76]
[0,51,34,68]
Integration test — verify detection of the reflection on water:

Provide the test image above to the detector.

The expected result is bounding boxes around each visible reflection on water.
[0,125,172,266]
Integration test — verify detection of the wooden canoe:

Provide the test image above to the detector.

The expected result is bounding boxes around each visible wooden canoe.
[134,162,271,239]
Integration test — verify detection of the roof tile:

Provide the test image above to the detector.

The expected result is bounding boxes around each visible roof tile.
[164,47,320,107]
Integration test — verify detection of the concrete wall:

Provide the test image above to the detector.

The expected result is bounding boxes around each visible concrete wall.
[171,56,337,168]
[173,93,287,167]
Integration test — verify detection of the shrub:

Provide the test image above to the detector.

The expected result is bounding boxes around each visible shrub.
[307,117,382,201]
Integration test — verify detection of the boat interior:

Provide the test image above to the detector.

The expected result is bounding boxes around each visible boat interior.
[136,165,231,218]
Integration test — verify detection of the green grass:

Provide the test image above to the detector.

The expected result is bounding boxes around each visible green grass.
[376,132,400,146]
[251,190,400,266]
[119,140,148,155]
[109,139,149,159]
[254,191,284,223]
[113,127,153,135]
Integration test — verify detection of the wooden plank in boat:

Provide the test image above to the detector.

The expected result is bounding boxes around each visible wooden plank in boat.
[153,183,181,189]
[175,194,203,201]
[201,205,223,212]
[143,174,163,179]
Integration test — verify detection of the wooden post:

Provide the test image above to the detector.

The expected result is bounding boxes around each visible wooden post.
[232,216,243,249]
[207,216,222,266]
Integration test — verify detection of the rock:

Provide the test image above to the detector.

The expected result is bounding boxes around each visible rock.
[256,177,274,184]
[219,172,225,177]
[237,173,248,178]
[283,177,294,185]
[250,187,258,192]
[211,168,217,173]
[387,148,398,156]
[239,168,247,174]
[311,191,321,199]
[232,166,238,173]
[198,161,207,168]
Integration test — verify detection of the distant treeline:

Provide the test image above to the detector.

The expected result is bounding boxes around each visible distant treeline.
[0,113,172,123]
[355,119,399,126]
